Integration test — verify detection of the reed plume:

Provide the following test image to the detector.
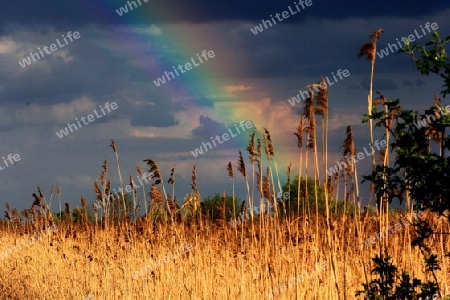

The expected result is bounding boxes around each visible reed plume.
[303,89,319,237]
[286,163,292,216]
[341,125,358,204]
[227,162,237,231]
[342,126,356,159]
[316,78,330,205]
[130,175,137,221]
[246,131,257,163]
[263,128,282,217]
[256,139,263,202]
[110,139,127,220]
[294,116,304,148]
[168,166,176,209]
[191,166,201,225]
[191,165,197,192]
[144,159,162,185]
[136,165,147,215]
[144,159,170,203]
[237,150,253,222]
[294,115,305,224]
[246,131,258,217]
[227,162,233,179]
[237,150,246,179]
[150,184,163,211]
[260,168,271,205]
[144,159,172,224]
[168,167,175,185]
[358,28,383,173]
[57,184,62,225]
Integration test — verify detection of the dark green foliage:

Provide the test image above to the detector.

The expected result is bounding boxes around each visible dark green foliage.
[363,32,450,214]
[400,31,450,97]
[356,222,443,299]
[114,192,135,218]
[282,176,357,215]
[201,194,240,222]
[357,30,450,300]
[54,208,90,223]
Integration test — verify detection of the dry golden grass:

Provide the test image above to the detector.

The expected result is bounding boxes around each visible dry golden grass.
[0,212,448,300]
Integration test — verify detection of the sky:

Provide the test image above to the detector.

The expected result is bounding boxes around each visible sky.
[0,0,449,213]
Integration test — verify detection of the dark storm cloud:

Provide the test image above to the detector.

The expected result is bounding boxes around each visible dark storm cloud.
[127,102,180,127]
[415,78,425,87]
[403,80,414,87]
[0,0,448,29]
[0,40,129,105]
[214,16,450,81]
[361,78,398,91]
[347,84,361,91]
[191,115,227,140]
[402,79,426,88]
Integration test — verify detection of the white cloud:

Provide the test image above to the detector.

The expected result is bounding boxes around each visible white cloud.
[0,38,20,54]
[132,25,163,36]
[224,85,253,93]
[0,97,97,126]
[328,112,362,131]
[52,50,74,62]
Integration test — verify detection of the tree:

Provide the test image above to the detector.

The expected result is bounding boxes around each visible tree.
[202,193,240,223]
[357,30,450,300]
[364,31,450,215]
[282,176,355,215]
[54,207,92,223]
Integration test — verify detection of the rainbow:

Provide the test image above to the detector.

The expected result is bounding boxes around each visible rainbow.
[88,0,258,152]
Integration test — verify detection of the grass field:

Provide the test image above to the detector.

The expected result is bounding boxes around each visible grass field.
[0,210,448,299]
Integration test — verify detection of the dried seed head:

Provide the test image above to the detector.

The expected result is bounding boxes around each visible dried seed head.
[136,165,143,177]
[246,131,257,163]
[342,126,356,157]
[227,162,233,179]
[168,167,175,185]
[237,151,246,178]
[294,116,305,149]
[110,139,117,153]
[358,29,383,62]
[191,165,197,190]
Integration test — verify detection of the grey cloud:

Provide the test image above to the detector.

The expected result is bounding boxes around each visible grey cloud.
[191,115,227,140]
